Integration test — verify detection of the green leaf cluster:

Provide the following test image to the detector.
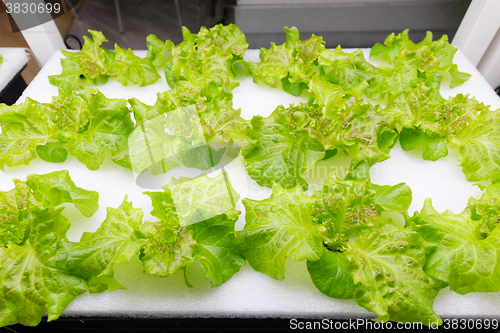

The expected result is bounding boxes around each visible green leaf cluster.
[386,85,500,183]
[0,171,97,326]
[49,30,160,94]
[237,177,444,324]
[2,25,255,174]
[411,192,500,295]
[120,88,255,173]
[250,28,470,101]
[0,171,151,326]
[241,98,399,188]
[0,89,134,170]
[244,103,325,190]
[113,24,255,172]
[242,27,477,188]
[140,171,245,287]
[1,170,245,327]
[370,30,470,95]
[3,24,500,328]
[5,26,490,188]
[407,185,500,297]
[165,24,248,93]
[239,174,500,324]
[249,26,325,96]
[242,27,500,188]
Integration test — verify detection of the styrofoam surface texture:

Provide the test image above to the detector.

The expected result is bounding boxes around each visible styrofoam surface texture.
[1,48,500,319]
[0,47,30,92]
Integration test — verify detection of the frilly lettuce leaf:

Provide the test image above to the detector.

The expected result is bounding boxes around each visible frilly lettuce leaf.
[238,183,324,280]
[345,223,443,324]
[139,219,196,279]
[0,98,58,169]
[125,97,205,173]
[313,176,381,251]
[189,211,246,287]
[306,251,356,299]
[364,60,419,101]
[385,84,444,131]
[1,26,485,327]
[450,106,500,183]
[0,89,134,170]
[312,176,412,251]
[124,92,253,173]
[170,23,247,78]
[36,142,68,163]
[365,29,472,100]
[77,30,115,79]
[385,85,481,137]
[238,174,413,289]
[114,45,161,86]
[140,172,244,287]
[146,34,173,68]
[328,102,397,178]
[244,104,325,190]
[307,177,411,306]
[398,128,449,161]
[308,76,349,113]
[0,172,100,327]
[25,170,99,217]
[60,89,134,170]
[0,208,87,327]
[412,199,500,294]
[166,172,240,226]
[49,30,114,94]
[123,52,253,170]
[0,180,33,245]
[385,85,498,169]
[167,24,247,95]
[316,46,374,98]
[242,98,397,189]
[62,198,147,293]
[121,100,182,175]
[49,30,161,93]
[249,26,325,96]
[371,182,413,222]
[195,24,248,61]
[443,94,492,137]
[449,63,472,89]
[370,29,470,93]
[198,99,256,157]
[468,182,500,237]
[0,171,99,247]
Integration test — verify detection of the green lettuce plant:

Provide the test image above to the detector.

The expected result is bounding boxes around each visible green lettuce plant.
[236,176,449,323]
[0,170,244,327]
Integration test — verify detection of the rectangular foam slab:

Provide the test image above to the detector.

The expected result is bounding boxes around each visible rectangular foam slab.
[2,47,500,320]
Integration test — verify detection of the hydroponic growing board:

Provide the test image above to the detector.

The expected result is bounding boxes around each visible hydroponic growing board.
[2,47,500,320]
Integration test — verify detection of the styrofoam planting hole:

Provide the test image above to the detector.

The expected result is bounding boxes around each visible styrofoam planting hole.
[371,142,482,216]
[233,49,308,120]
[233,76,309,120]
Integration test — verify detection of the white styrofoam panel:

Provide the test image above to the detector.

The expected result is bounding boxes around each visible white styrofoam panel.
[0,47,30,92]
[2,48,500,320]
